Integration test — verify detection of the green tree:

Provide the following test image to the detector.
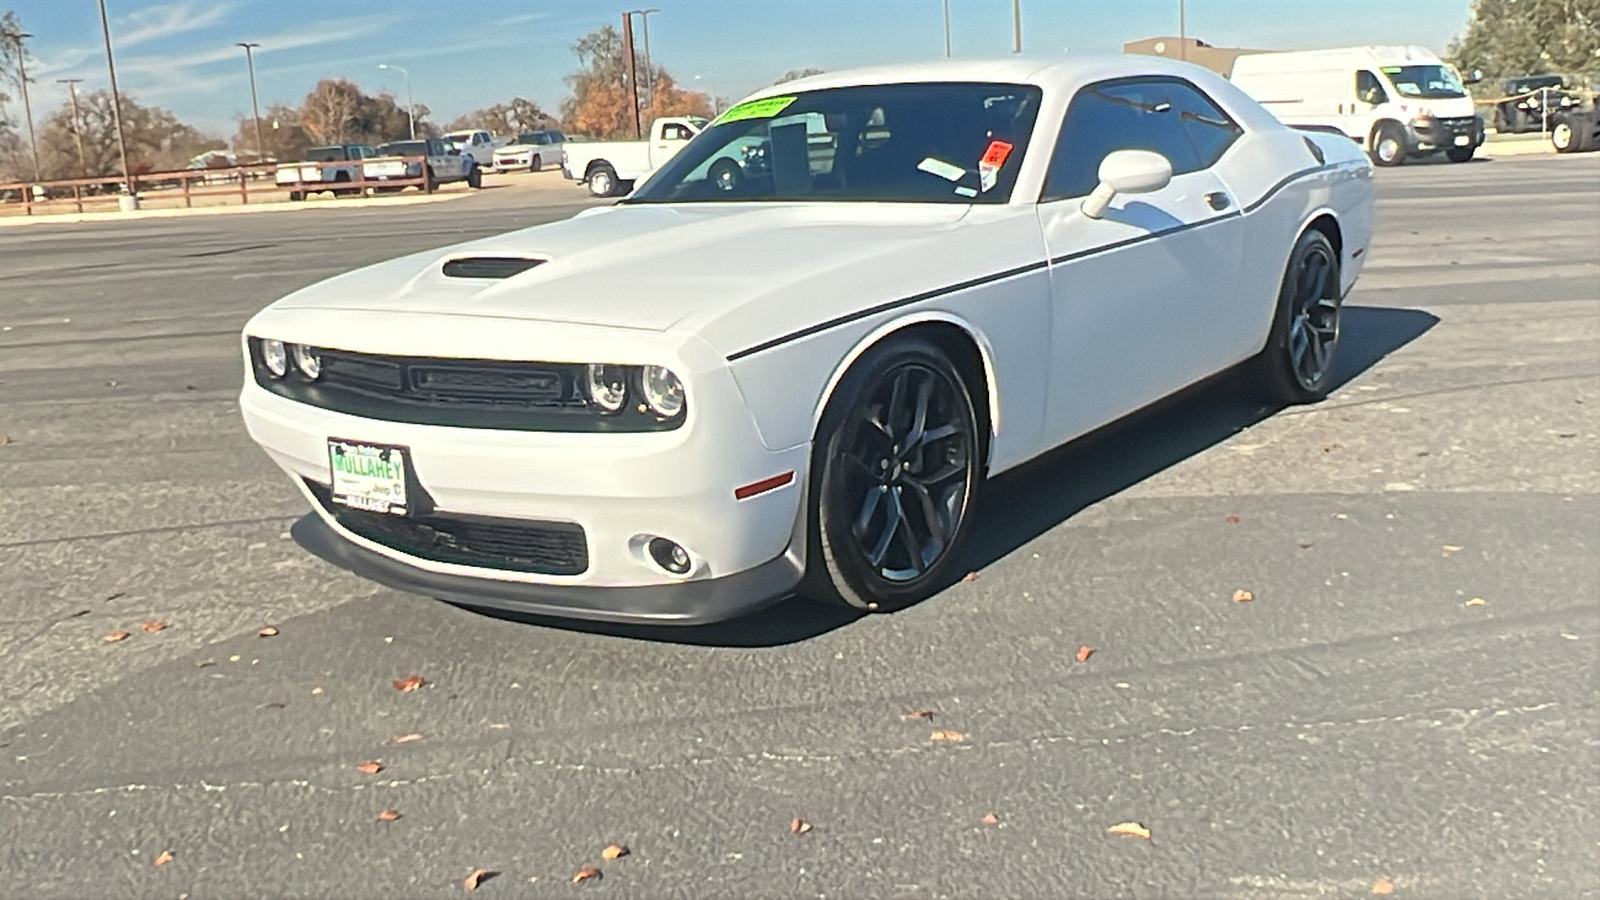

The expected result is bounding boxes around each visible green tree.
[33,90,220,178]
[1450,0,1600,79]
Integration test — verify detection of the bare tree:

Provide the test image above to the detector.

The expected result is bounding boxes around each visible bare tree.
[300,79,362,145]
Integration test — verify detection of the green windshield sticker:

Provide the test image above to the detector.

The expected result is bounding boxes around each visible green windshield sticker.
[717,96,798,124]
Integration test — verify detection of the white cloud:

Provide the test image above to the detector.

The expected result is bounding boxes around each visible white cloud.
[118,1,237,49]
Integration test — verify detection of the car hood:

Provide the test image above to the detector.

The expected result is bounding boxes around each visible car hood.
[271,203,973,334]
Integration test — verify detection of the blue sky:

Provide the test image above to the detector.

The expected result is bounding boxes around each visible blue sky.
[5,0,1474,138]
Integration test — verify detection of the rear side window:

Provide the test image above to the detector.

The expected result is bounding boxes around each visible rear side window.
[1043,77,1240,201]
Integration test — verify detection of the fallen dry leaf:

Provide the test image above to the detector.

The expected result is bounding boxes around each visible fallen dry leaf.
[981,813,1000,826]
[392,733,423,744]
[1298,541,1315,549]
[1372,877,1396,895]
[257,626,279,637]
[572,866,602,884]
[104,591,127,602]
[962,571,980,582]
[463,869,498,891]
[1108,821,1151,839]
[1464,597,1487,607]
[103,630,131,643]
[930,728,966,742]
[392,675,425,693]
[356,761,384,775]
[601,843,629,860]
[310,686,323,695]
[377,809,401,822]
[789,818,813,835]
[1442,545,1463,557]
[152,850,174,867]
[1232,589,1255,603]
[901,709,935,721]
[1225,515,1241,524]
[139,621,167,633]
[1076,645,1095,663]
[0,434,12,445]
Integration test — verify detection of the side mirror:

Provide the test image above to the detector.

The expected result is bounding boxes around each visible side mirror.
[448,148,461,156]
[1081,150,1172,219]
[1464,69,1484,86]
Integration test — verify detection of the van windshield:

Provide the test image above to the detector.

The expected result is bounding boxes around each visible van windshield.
[1382,65,1467,99]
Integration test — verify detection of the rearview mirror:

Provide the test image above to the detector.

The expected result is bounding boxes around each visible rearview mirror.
[1081,150,1173,219]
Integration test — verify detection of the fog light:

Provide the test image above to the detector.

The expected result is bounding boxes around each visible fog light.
[261,339,288,378]
[647,537,691,575]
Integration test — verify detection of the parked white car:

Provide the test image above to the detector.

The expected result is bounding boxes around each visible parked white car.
[492,130,568,172]
[562,116,707,197]
[364,138,481,192]
[1229,46,1484,166]
[240,57,1374,624]
[443,130,506,168]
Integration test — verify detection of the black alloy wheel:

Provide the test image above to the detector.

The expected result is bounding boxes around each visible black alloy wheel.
[805,337,982,612]
[1251,229,1342,404]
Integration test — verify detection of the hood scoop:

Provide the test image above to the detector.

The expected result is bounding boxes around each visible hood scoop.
[441,256,546,279]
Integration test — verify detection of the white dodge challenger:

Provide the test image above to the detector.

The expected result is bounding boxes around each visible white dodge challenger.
[241,57,1374,624]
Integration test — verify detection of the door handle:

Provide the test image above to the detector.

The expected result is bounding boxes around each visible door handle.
[1205,191,1232,211]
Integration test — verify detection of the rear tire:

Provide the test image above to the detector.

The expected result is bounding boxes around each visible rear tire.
[288,191,304,202]
[1370,122,1407,167]
[801,337,983,613]
[1248,229,1342,405]
[587,164,619,197]
[467,166,483,189]
[1552,120,1579,153]
[423,167,436,194]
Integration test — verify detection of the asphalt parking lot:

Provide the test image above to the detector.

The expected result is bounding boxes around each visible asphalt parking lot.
[1,158,1596,899]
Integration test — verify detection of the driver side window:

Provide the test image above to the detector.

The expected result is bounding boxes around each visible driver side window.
[1357,71,1389,106]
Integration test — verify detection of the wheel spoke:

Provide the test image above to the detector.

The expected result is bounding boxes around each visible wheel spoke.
[892,488,927,575]
[845,452,881,480]
[920,422,958,445]
[884,370,910,440]
[864,488,899,567]
[1289,320,1310,369]
[1310,330,1330,377]
[903,477,950,547]
[854,484,884,539]
[916,460,967,487]
[902,375,935,451]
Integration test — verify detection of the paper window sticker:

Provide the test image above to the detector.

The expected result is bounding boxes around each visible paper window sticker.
[979,163,999,193]
[981,140,1014,168]
[917,157,967,182]
[718,96,798,124]
[954,186,979,198]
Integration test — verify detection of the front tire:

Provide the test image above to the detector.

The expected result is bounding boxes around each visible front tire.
[1370,122,1407,167]
[802,337,983,613]
[422,167,436,194]
[1446,146,1475,163]
[1249,229,1342,405]
[1552,120,1579,153]
[467,165,483,189]
[530,154,542,172]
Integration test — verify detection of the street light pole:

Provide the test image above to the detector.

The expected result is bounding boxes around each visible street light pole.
[1,30,40,181]
[1012,0,1022,53]
[1179,0,1187,61]
[96,0,135,196]
[620,13,641,138]
[378,63,414,139]
[236,42,265,163]
[56,77,87,176]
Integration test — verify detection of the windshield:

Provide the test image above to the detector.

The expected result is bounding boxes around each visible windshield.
[1382,65,1467,99]
[378,141,427,157]
[626,82,1043,205]
[516,133,543,145]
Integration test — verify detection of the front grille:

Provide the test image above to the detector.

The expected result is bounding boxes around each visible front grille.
[1439,116,1477,131]
[308,480,588,575]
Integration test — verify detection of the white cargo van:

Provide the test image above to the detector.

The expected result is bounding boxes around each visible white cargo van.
[1230,46,1483,166]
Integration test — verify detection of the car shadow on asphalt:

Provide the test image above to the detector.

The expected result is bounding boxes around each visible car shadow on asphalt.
[458,305,1438,648]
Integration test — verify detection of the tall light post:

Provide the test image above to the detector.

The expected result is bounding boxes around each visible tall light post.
[1012,0,1022,53]
[96,0,134,197]
[236,42,265,163]
[623,9,659,102]
[1179,0,1187,61]
[56,77,87,176]
[378,63,415,139]
[1,29,39,181]
[942,0,952,57]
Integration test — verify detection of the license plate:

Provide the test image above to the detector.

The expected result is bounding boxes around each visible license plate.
[1454,135,1471,146]
[329,439,409,515]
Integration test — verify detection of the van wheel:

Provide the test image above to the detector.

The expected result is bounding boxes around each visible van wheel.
[1370,123,1407,166]
[1446,147,1475,163]
[1552,121,1578,153]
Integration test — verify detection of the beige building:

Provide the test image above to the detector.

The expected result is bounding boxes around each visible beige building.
[1123,36,1268,78]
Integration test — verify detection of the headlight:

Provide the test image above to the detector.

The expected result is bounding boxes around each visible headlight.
[262,339,288,378]
[291,344,322,380]
[641,365,685,419]
[585,364,628,413]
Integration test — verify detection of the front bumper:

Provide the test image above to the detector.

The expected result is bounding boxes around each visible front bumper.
[1407,116,1484,152]
[493,153,533,170]
[239,321,810,622]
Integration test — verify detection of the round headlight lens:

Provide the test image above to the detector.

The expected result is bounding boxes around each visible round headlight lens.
[585,364,628,413]
[291,344,322,380]
[261,339,288,378]
[641,365,685,419]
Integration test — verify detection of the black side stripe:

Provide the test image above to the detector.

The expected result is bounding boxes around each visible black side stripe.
[725,259,1049,362]
[725,166,1331,362]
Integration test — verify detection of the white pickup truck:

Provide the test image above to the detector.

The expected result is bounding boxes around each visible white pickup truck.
[562,116,708,197]
[364,138,482,192]
[443,130,508,168]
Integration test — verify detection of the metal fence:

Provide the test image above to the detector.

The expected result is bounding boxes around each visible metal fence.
[0,158,431,217]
